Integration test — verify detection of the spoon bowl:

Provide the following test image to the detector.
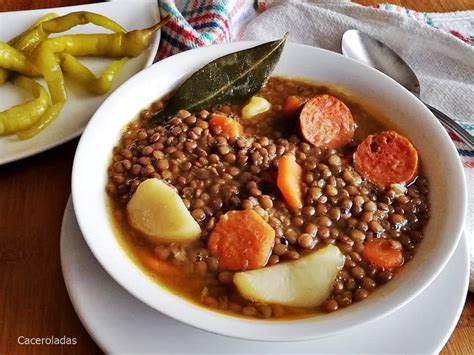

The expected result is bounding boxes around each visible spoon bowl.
[342,30,420,93]
[341,29,473,148]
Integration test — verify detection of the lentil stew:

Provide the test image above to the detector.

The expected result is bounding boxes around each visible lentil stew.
[106,76,430,320]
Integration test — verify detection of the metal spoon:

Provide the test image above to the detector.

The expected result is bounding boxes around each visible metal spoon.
[341,29,473,148]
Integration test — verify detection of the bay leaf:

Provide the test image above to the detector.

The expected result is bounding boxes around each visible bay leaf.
[152,34,288,123]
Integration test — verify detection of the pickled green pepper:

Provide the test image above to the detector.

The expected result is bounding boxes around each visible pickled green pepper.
[0,76,49,135]
[17,101,65,139]
[60,53,128,95]
[14,11,126,54]
[30,41,67,103]
[0,43,39,76]
[1,13,58,84]
[46,16,170,58]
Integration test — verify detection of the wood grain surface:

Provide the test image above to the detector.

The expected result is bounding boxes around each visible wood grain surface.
[0,1,472,354]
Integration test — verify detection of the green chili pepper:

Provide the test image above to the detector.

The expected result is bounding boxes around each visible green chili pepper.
[30,41,66,103]
[47,16,170,58]
[17,101,65,139]
[0,13,58,85]
[8,12,58,48]
[60,53,128,95]
[31,13,60,28]
[42,11,125,33]
[0,76,49,135]
[14,11,126,55]
[0,42,40,76]
[0,69,8,85]
[12,28,46,55]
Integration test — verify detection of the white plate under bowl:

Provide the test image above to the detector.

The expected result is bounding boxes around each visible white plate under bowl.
[72,41,467,341]
[60,198,469,354]
[0,0,160,165]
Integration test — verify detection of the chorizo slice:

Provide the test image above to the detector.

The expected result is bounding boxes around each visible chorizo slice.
[299,95,356,149]
[354,130,418,187]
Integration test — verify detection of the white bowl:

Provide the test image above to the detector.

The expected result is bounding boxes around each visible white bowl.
[72,42,467,341]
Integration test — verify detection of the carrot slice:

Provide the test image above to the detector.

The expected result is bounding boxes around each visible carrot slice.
[354,130,418,187]
[208,113,243,140]
[283,95,304,115]
[208,210,275,271]
[299,95,356,149]
[362,239,404,270]
[137,249,180,276]
[277,154,303,209]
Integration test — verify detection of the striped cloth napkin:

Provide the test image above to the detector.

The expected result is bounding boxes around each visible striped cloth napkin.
[157,0,257,59]
[157,0,474,290]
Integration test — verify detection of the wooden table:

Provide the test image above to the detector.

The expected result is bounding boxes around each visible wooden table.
[1,1,473,354]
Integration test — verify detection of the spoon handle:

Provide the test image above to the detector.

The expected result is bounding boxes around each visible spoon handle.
[422,101,474,149]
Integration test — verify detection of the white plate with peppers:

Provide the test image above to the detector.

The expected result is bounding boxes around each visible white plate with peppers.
[0,0,162,165]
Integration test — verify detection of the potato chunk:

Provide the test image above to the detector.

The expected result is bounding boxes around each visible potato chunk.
[233,245,344,307]
[127,178,201,242]
[241,96,271,119]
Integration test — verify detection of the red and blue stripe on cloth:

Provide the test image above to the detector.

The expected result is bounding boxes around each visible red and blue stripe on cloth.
[451,124,474,168]
[157,0,253,59]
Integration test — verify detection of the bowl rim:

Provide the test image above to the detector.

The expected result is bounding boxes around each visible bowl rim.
[72,41,467,341]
